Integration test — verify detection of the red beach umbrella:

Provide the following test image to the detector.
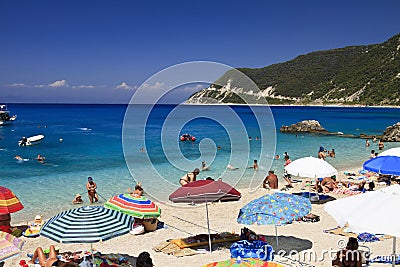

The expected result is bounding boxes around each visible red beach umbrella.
[169,180,241,204]
[0,186,24,214]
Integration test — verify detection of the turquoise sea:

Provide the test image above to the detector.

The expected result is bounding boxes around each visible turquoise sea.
[1,104,399,222]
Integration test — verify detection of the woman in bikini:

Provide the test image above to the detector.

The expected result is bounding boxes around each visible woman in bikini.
[179,168,200,186]
[29,245,79,267]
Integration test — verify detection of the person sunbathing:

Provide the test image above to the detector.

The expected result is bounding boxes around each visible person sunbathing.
[321,177,338,193]
[29,245,78,267]
[332,237,362,267]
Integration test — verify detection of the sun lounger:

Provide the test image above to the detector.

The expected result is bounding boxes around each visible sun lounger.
[170,233,240,248]
[323,226,392,241]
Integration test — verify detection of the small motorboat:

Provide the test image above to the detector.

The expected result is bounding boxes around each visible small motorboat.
[0,105,17,126]
[18,135,45,146]
[180,133,196,141]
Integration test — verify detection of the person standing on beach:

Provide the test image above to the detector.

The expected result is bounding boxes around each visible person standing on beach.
[283,155,293,188]
[86,177,98,203]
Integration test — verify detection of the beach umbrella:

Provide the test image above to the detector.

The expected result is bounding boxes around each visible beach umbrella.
[325,185,400,267]
[237,192,311,247]
[203,258,284,267]
[40,205,132,243]
[104,194,161,219]
[378,147,400,157]
[169,180,241,253]
[363,155,400,175]
[0,186,24,214]
[284,156,337,178]
[40,206,133,262]
[169,180,241,204]
[0,231,24,262]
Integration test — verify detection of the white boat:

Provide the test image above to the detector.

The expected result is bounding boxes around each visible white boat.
[18,135,45,146]
[0,105,17,126]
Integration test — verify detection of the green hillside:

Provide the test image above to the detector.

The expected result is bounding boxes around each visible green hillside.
[188,33,400,105]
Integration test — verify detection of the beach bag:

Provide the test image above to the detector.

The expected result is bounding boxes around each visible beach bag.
[302,213,320,223]
[230,240,274,261]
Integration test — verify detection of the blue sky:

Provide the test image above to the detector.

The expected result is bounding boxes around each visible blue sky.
[0,0,399,103]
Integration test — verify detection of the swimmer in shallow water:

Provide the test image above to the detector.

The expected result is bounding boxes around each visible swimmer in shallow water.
[227,164,239,170]
[201,161,209,171]
[14,155,23,161]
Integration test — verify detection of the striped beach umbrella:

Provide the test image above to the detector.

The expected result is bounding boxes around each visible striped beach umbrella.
[0,231,24,262]
[40,206,133,243]
[104,194,161,219]
[0,186,24,214]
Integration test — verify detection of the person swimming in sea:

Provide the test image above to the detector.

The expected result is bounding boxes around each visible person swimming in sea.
[72,194,83,204]
[201,161,209,171]
[227,164,239,170]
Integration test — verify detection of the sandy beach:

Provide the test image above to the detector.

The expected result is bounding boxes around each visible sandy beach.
[4,163,399,267]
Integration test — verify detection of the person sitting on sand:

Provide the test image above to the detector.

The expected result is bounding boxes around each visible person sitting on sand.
[332,237,362,267]
[128,183,144,197]
[86,177,98,203]
[136,251,154,267]
[29,245,78,267]
[263,170,278,189]
[321,176,338,193]
[72,194,83,204]
[179,168,200,186]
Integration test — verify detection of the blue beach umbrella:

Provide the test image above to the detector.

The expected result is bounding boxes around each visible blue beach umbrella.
[237,192,311,247]
[363,155,400,175]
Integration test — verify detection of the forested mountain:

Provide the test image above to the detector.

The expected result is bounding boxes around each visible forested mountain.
[187,33,400,105]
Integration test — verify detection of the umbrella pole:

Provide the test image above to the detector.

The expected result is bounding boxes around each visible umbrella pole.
[91,243,95,265]
[275,225,278,248]
[205,196,212,254]
[393,236,396,267]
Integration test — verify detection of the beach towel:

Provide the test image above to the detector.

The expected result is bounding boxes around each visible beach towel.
[230,240,274,261]
[153,241,200,257]
[370,255,400,264]
[324,226,392,241]
[357,232,380,242]
[332,188,362,195]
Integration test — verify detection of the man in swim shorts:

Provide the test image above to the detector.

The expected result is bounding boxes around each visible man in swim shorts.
[86,177,98,203]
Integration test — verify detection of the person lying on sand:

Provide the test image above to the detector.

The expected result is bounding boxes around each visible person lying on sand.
[29,245,78,267]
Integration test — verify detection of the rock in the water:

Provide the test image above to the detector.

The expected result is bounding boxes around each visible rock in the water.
[280,120,327,133]
[381,122,400,142]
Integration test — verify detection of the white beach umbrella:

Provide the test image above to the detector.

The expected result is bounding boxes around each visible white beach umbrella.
[325,185,400,267]
[284,156,337,178]
[379,147,400,157]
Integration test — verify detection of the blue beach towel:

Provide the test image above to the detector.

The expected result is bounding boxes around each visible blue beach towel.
[370,255,400,264]
[230,240,274,261]
[357,232,380,242]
